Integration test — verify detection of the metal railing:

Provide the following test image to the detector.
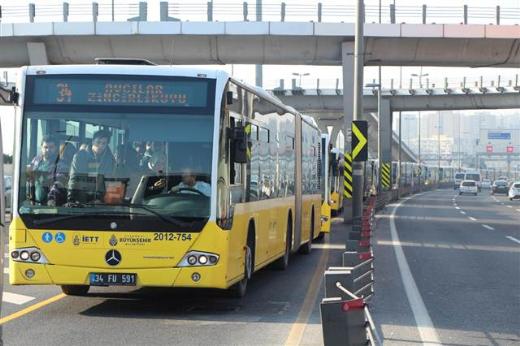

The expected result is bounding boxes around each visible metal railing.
[266,74,520,94]
[321,197,379,345]
[0,1,517,24]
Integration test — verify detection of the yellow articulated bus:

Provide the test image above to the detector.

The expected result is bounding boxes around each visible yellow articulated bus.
[319,134,331,235]
[9,61,324,297]
[329,148,344,216]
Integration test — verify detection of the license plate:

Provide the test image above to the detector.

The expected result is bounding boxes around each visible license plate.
[89,273,137,286]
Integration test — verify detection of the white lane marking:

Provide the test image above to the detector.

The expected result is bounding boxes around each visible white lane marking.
[455,207,460,210]
[507,205,513,209]
[501,203,505,205]
[389,196,441,345]
[516,209,520,213]
[482,225,494,230]
[460,211,466,215]
[2,292,35,305]
[4,253,8,258]
[468,217,477,221]
[506,236,520,245]
[3,267,8,274]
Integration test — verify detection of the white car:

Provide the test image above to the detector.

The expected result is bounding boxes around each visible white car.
[459,180,478,196]
[509,182,520,201]
[481,179,491,189]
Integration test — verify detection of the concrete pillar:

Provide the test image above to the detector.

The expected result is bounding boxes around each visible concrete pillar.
[255,0,263,87]
[27,42,49,65]
[330,126,341,147]
[342,41,355,222]
[380,99,392,163]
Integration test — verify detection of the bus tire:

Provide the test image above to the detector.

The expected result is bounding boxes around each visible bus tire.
[315,231,325,242]
[299,210,313,255]
[230,225,255,298]
[61,285,89,296]
[272,216,292,270]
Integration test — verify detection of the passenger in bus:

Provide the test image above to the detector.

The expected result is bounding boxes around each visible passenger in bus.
[133,141,145,167]
[170,168,211,197]
[140,141,155,169]
[114,144,141,196]
[47,142,77,206]
[26,135,59,205]
[67,130,115,203]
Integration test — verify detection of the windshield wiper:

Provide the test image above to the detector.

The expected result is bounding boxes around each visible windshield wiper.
[99,203,194,228]
[32,211,147,226]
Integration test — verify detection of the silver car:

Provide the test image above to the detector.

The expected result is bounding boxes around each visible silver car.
[509,182,520,201]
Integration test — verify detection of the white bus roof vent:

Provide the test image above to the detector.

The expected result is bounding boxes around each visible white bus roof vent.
[94,58,156,66]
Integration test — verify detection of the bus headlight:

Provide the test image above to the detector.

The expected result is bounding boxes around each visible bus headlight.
[187,255,197,265]
[178,251,219,267]
[198,255,208,265]
[30,251,41,262]
[10,247,48,264]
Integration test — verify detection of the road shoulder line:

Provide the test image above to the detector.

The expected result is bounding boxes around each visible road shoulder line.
[284,243,329,346]
[389,193,441,345]
[0,293,66,325]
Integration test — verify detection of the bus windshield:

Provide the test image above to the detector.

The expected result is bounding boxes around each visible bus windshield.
[18,75,216,231]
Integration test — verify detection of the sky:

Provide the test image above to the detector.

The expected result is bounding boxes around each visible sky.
[0,0,519,154]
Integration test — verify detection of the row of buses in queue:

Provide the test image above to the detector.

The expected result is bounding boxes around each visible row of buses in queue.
[327,154,463,215]
[5,61,339,297]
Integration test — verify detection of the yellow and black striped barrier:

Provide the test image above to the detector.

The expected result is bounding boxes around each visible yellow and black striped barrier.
[381,162,391,190]
[343,152,353,199]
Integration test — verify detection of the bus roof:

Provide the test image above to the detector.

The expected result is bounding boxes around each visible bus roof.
[25,64,225,80]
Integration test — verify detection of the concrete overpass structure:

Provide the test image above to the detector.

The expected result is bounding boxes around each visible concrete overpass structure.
[271,84,520,162]
[0,20,518,68]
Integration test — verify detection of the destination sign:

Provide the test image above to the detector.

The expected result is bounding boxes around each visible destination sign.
[31,76,209,107]
[488,132,511,140]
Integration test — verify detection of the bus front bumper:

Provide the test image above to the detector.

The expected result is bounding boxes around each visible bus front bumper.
[10,261,229,289]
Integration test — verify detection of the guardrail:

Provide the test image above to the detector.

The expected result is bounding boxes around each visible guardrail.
[321,196,379,345]
[0,1,518,24]
[266,75,520,93]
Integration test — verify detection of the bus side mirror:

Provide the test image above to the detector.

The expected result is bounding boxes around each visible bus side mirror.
[229,126,248,164]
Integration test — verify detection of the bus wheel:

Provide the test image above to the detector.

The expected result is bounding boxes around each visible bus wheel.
[272,217,292,270]
[61,285,89,296]
[230,232,254,298]
[315,232,325,242]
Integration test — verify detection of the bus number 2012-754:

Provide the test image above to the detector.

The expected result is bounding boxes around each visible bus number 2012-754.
[153,233,193,241]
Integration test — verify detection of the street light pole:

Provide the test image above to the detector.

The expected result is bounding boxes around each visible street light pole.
[438,111,441,171]
[418,111,421,191]
[458,112,461,170]
[366,80,382,194]
[292,72,310,88]
[352,0,365,221]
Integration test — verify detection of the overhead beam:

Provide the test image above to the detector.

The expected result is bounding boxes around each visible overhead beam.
[275,92,520,113]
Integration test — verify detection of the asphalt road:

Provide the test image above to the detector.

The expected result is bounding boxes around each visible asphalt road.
[372,189,520,345]
[1,188,518,345]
